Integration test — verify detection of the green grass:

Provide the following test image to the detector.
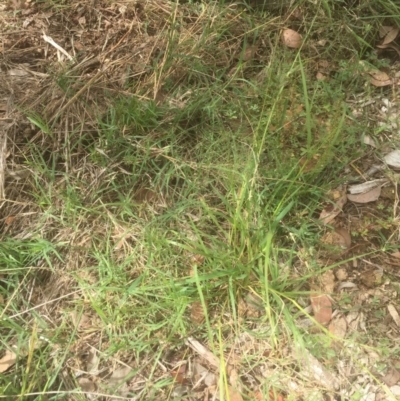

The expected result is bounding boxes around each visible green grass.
[1,0,400,399]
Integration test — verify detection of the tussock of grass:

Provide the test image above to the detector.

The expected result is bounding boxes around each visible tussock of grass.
[1,0,400,399]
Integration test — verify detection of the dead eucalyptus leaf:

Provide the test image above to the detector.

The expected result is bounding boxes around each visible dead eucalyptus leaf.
[384,149,400,168]
[0,350,17,373]
[388,304,400,327]
[347,186,381,203]
[363,135,377,148]
[348,179,388,194]
[382,26,400,45]
[379,43,400,58]
[380,25,394,38]
[281,29,302,49]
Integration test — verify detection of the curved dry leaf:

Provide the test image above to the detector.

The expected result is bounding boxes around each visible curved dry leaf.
[382,27,400,45]
[388,304,400,327]
[348,179,388,194]
[380,25,394,38]
[347,186,381,203]
[0,350,17,373]
[363,134,377,148]
[281,29,302,49]
[384,149,400,168]
[310,293,332,325]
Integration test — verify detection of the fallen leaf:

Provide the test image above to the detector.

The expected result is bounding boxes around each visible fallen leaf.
[380,25,394,38]
[185,337,219,368]
[363,135,377,147]
[310,292,332,325]
[0,350,17,373]
[388,304,400,327]
[281,29,302,49]
[348,179,388,194]
[377,43,400,58]
[347,186,381,203]
[384,149,400,168]
[382,26,399,45]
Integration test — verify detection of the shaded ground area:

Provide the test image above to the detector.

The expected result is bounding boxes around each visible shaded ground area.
[1,0,400,400]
